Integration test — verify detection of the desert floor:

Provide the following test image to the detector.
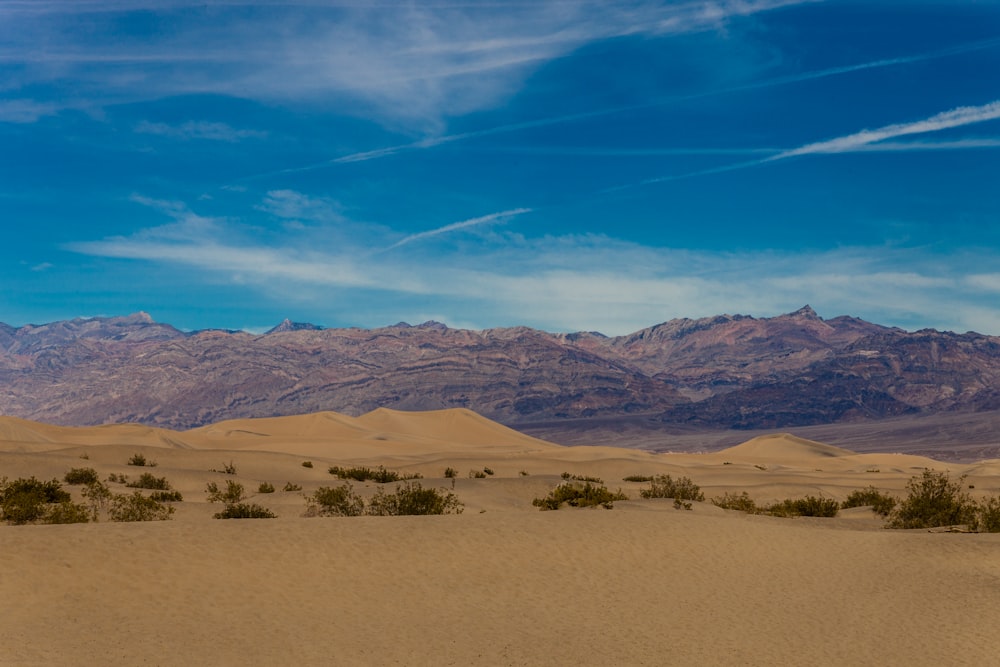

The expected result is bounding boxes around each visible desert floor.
[2,408,1000,666]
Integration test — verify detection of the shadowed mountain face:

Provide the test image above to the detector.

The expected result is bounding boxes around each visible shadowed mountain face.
[1,309,999,442]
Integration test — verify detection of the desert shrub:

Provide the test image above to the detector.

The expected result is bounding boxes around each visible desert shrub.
[366,481,464,516]
[887,470,977,529]
[639,474,704,501]
[306,484,366,517]
[519,470,529,477]
[82,480,113,518]
[842,487,898,516]
[301,461,313,468]
[283,482,302,492]
[0,477,72,524]
[766,496,839,518]
[212,461,237,475]
[258,482,275,494]
[149,490,184,502]
[711,491,760,514]
[469,470,487,479]
[126,472,172,490]
[108,491,175,522]
[443,467,458,479]
[107,473,128,484]
[623,475,654,482]
[79,452,90,460]
[483,467,495,476]
[532,482,627,510]
[127,453,157,467]
[64,467,100,485]
[213,503,276,519]
[44,501,92,524]
[328,465,421,483]
[561,472,604,484]
[206,480,245,505]
[673,499,693,510]
[972,497,1000,533]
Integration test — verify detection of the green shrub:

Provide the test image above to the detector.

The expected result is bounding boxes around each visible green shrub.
[64,467,100,485]
[306,484,366,517]
[561,472,604,484]
[623,475,654,482]
[108,491,175,522]
[283,482,302,492]
[443,467,458,479]
[0,477,72,524]
[532,482,627,510]
[366,481,464,516]
[126,472,172,490]
[972,497,1000,533]
[149,490,184,502]
[328,465,421,483]
[206,480,245,505]
[212,461,238,475]
[301,461,313,468]
[842,486,898,516]
[639,474,704,501]
[258,482,275,494]
[82,480,113,518]
[213,503,276,519]
[44,501,92,524]
[127,453,157,467]
[711,491,760,514]
[766,496,839,518]
[887,470,977,529]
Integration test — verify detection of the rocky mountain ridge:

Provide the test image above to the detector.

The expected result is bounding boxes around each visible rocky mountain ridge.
[1,308,998,437]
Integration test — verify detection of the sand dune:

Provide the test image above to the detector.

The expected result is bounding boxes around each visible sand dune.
[2,408,1000,665]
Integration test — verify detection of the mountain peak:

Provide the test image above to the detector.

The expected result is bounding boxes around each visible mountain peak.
[786,305,820,320]
[265,319,323,334]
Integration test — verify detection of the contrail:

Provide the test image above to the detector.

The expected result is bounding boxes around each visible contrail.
[382,207,533,252]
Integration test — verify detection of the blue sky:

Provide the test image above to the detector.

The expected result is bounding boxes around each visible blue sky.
[2,0,999,335]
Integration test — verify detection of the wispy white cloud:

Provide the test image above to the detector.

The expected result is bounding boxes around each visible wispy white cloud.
[627,100,1000,190]
[0,0,819,127]
[384,208,533,251]
[134,120,267,142]
[65,195,1000,336]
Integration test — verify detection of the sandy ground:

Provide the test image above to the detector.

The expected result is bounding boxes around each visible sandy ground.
[2,408,1000,666]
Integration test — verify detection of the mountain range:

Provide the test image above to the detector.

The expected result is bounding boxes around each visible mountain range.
[2,307,999,455]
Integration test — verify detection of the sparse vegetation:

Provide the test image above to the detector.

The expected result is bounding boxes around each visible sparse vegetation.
[483,467,495,476]
[443,467,458,479]
[887,470,977,529]
[126,472,172,490]
[639,474,704,502]
[0,476,72,524]
[328,465,421,483]
[258,482,275,494]
[306,483,366,517]
[562,472,604,483]
[108,491,175,522]
[282,482,302,492]
[711,491,760,513]
[842,487,897,516]
[107,473,128,484]
[972,496,1000,533]
[206,480,246,505]
[367,481,464,516]
[519,470,529,477]
[213,503,276,519]
[623,475,654,482]
[533,482,628,510]
[64,467,100,485]
[149,490,184,502]
[212,461,238,475]
[301,461,313,468]
[469,469,487,479]
[127,453,156,467]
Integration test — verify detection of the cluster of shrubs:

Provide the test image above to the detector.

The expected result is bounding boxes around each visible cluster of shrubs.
[328,465,422,483]
[711,492,840,517]
[305,481,463,516]
[639,474,705,502]
[561,472,603,483]
[881,470,1000,531]
[205,480,276,519]
[532,482,628,510]
[0,468,178,525]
